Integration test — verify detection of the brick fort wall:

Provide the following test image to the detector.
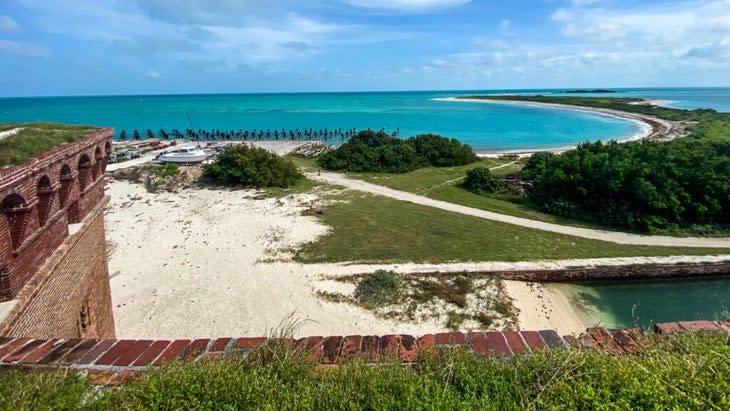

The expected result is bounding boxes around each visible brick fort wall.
[0,128,115,339]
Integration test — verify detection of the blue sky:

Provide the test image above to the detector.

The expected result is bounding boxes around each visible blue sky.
[0,0,729,96]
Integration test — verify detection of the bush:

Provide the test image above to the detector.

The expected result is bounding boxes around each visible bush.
[463,167,504,194]
[317,130,478,173]
[354,270,404,307]
[203,145,302,188]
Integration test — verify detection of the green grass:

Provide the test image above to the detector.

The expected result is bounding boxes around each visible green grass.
[260,176,320,198]
[0,122,99,167]
[1,334,728,410]
[346,160,611,231]
[294,192,729,264]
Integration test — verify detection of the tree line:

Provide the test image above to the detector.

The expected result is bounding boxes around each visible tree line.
[317,130,479,173]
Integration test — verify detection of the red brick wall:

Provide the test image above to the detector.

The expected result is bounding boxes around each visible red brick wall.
[0,129,115,339]
[0,129,112,300]
[0,199,115,338]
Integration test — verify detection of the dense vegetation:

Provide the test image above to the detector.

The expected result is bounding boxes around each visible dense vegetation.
[462,96,730,233]
[318,130,478,173]
[0,123,98,167]
[203,144,302,188]
[522,139,730,232]
[1,334,728,410]
[463,166,504,194]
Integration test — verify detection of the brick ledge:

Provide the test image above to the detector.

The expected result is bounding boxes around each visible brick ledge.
[1,320,728,385]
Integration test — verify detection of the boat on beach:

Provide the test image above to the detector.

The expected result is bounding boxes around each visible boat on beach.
[156,145,209,164]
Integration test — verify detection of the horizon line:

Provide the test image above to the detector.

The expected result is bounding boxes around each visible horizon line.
[2,86,730,100]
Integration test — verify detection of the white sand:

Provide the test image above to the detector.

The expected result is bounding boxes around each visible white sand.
[106,180,449,339]
[0,128,23,141]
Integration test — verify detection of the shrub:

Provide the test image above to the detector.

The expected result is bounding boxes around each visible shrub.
[463,167,504,194]
[354,270,404,307]
[318,130,477,173]
[203,144,302,188]
[409,134,479,167]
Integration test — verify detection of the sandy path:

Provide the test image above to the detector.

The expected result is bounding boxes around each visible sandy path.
[308,172,730,248]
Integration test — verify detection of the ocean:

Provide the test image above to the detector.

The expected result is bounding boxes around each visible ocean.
[4,87,728,152]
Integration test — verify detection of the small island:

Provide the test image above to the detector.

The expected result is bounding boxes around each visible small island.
[564,89,617,94]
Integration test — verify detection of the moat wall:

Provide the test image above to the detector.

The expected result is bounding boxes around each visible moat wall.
[489,262,730,283]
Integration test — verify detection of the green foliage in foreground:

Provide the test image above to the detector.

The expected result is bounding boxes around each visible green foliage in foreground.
[463,166,504,194]
[0,123,99,167]
[203,144,302,188]
[354,270,403,307]
[318,130,478,173]
[1,334,728,410]
[295,192,729,264]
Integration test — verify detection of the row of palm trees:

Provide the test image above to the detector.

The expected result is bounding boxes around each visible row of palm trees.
[116,127,401,142]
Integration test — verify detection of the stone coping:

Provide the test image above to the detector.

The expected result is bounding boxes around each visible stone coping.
[0,320,728,386]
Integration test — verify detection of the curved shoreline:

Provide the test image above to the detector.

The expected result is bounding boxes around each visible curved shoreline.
[437,97,682,156]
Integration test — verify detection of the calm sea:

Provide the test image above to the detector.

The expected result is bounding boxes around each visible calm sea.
[0,87,721,152]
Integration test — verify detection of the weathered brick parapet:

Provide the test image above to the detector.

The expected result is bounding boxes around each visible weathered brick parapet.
[0,321,727,386]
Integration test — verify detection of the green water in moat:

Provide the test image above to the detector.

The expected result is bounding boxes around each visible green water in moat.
[557,276,730,329]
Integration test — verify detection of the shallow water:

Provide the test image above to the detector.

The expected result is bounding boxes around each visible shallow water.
[555,276,730,330]
[0,90,642,151]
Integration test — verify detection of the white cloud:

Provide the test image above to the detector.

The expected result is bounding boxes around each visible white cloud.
[0,15,20,31]
[145,70,161,78]
[341,0,469,12]
[499,19,511,28]
[0,39,49,57]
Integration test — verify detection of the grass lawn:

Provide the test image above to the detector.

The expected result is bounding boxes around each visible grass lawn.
[1,334,728,410]
[0,122,99,167]
[346,161,613,230]
[294,192,730,264]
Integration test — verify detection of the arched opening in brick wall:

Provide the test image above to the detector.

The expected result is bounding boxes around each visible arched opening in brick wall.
[36,175,54,227]
[59,164,73,208]
[1,193,29,250]
[93,146,103,180]
[78,154,92,192]
[103,141,112,173]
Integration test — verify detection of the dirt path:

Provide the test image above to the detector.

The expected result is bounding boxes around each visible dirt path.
[308,172,730,248]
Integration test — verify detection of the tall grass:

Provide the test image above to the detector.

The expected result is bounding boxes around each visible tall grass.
[0,333,727,410]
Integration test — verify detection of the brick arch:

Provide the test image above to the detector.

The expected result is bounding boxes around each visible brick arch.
[78,154,92,192]
[59,164,73,208]
[93,146,103,180]
[36,175,54,227]
[1,193,29,250]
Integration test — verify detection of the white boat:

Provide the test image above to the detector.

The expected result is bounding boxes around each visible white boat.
[157,145,208,164]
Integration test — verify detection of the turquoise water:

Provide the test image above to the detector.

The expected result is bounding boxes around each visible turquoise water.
[557,277,730,330]
[0,90,642,152]
[2,88,728,151]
